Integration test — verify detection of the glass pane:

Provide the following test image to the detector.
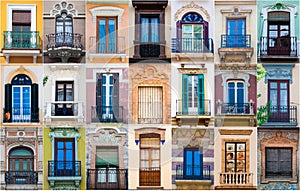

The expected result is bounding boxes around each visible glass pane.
[66,150,73,161]
[66,141,73,149]
[141,18,149,42]
[183,25,192,33]
[15,160,20,171]
[57,150,64,161]
[194,151,200,166]
[270,90,278,106]
[151,18,159,42]
[269,25,278,30]
[57,142,64,149]
[108,168,117,182]
[99,19,106,52]
[185,151,193,165]
[23,159,28,170]
[270,82,277,89]
[97,168,106,182]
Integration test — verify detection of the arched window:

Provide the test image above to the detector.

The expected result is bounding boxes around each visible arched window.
[56,12,73,46]
[4,74,38,123]
[177,12,208,52]
[9,147,34,172]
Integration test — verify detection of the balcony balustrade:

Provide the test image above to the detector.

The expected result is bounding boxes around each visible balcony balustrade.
[5,171,38,184]
[3,31,40,49]
[91,106,124,123]
[172,38,214,53]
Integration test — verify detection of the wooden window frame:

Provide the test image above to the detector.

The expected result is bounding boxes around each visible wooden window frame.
[96,16,118,53]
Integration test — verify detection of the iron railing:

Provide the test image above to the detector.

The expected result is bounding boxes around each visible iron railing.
[220,172,253,185]
[46,32,83,49]
[260,36,297,56]
[91,106,124,123]
[89,36,125,54]
[3,108,39,123]
[45,102,84,117]
[48,161,81,177]
[176,165,211,180]
[139,167,160,187]
[3,31,40,49]
[134,41,166,58]
[5,171,38,184]
[176,99,211,116]
[138,102,163,124]
[258,105,297,124]
[221,35,251,48]
[172,38,214,53]
[217,103,254,115]
[87,168,128,190]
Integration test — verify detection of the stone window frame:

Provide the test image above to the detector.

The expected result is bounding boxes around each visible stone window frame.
[260,134,297,183]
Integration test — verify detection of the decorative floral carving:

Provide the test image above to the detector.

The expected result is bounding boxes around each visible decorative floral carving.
[50,1,77,17]
[174,1,210,22]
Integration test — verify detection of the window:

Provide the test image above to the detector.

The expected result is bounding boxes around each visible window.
[182,74,204,114]
[138,87,163,123]
[140,15,159,43]
[140,134,160,186]
[4,74,38,123]
[266,148,292,178]
[268,80,289,122]
[267,11,290,55]
[9,147,34,184]
[54,138,75,176]
[97,17,117,53]
[225,142,246,172]
[55,81,74,116]
[226,18,246,47]
[12,10,31,32]
[227,81,245,113]
[96,147,118,183]
[56,12,73,46]
[183,148,203,178]
[96,73,119,122]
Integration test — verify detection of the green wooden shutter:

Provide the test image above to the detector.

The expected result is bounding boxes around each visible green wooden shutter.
[5,84,12,122]
[182,74,188,114]
[31,83,39,122]
[198,75,204,114]
[96,147,119,167]
[112,73,119,121]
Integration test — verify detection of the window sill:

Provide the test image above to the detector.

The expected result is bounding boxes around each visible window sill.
[88,53,126,62]
[261,178,297,184]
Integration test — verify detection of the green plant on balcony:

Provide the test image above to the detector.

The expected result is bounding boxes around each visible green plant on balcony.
[257,65,270,126]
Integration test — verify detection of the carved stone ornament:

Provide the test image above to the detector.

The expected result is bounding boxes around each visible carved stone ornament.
[50,1,78,17]
[263,64,294,84]
[132,65,169,81]
[174,1,210,22]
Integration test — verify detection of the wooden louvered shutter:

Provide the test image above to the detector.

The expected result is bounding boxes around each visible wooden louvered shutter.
[96,73,103,120]
[31,83,39,122]
[5,84,12,122]
[198,75,204,114]
[112,73,119,121]
[182,74,188,114]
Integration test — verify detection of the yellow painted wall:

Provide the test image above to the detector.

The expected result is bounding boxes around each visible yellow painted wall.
[43,127,86,190]
[0,0,43,64]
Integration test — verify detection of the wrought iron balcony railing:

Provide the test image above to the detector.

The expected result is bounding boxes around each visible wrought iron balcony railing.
[258,105,297,124]
[220,172,253,185]
[91,106,124,123]
[216,103,254,115]
[48,161,81,177]
[172,38,214,53]
[46,32,83,49]
[3,31,40,49]
[220,35,251,48]
[5,171,38,184]
[175,165,211,180]
[87,168,128,190]
[3,107,39,123]
[139,167,160,187]
[138,102,163,124]
[45,102,84,117]
[260,36,297,56]
[176,99,211,116]
[89,36,125,54]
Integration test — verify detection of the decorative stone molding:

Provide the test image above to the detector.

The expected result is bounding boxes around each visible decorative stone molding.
[49,127,80,140]
[50,1,78,17]
[6,66,38,84]
[89,6,124,24]
[220,6,252,15]
[132,65,169,81]
[174,1,210,22]
[219,129,253,135]
[263,64,294,84]
[178,67,207,74]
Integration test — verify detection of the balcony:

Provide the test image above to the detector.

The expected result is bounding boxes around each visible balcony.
[219,172,253,186]
[215,102,256,127]
[5,171,38,184]
[48,161,81,177]
[2,31,41,63]
[3,107,39,123]
[173,99,211,126]
[88,36,126,62]
[44,102,84,125]
[87,168,128,190]
[91,106,124,123]
[139,168,160,187]
[46,32,84,62]
[172,38,214,53]
[218,35,253,64]
[175,165,212,189]
[258,105,297,126]
[259,36,298,60]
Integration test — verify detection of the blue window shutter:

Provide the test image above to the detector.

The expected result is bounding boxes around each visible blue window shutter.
[182,74,188,114]
[198,75,204,114]
[228,82,235,105]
